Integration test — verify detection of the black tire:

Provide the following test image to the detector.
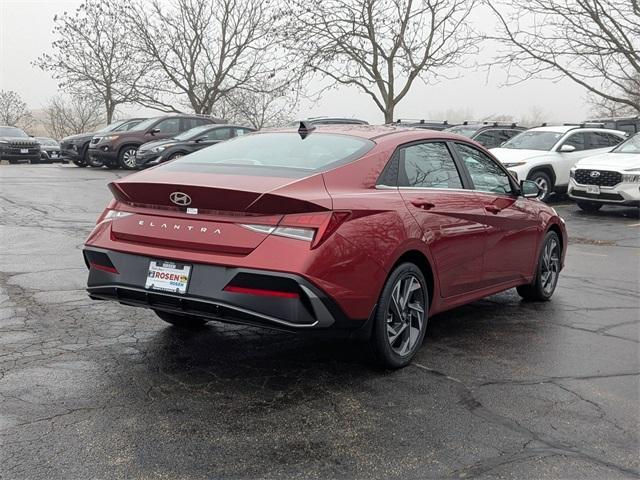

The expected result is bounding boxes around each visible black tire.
[528,171,553,202]
[87,154,104,168]
[369,263,429,369]
[118,146,139,170]
[167,152,185,161]
[8,159,18,164]
[576,201,602,212]
[29,158,39,164]
[517,231,561,301]
[154,310,208,329]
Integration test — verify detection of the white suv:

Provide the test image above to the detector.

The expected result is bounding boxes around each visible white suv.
[568,133,640,211]
[490,125,626,201]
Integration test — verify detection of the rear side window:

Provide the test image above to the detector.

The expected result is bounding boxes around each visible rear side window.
[398,142,462,189]
[589,132,623,148]
[173,132,374,171]
[205,128,233,140]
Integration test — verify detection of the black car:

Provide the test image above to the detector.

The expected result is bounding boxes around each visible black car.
[35,137,62,163]
[444,122,527,149]
[584,116,640,136]
[0,126,40,164]
[61,118,146,167]
[135,124,255,168]
[389,119,455,131]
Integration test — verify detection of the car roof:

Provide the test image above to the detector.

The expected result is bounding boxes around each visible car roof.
[527,125,626,135]
[259,124,472,144]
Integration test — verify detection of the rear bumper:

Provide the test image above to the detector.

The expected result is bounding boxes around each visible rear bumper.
[84,247,364,332]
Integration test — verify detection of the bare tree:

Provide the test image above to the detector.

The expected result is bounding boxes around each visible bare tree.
[0,90,33,128]
[35,0,144,122]
[487,0,640,114]
[217,88,299,128]
[283,0,479,123]
[43,95,105,139]
[124,0,293,115]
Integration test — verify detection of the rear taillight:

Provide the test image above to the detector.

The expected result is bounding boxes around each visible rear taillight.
[96,209,133,225]
[240,211,350,248]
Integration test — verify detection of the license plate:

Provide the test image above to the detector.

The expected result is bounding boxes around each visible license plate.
[586,185,600,194]
[51,152,58,158]
[20,148,29,154]
[145,260,191,294]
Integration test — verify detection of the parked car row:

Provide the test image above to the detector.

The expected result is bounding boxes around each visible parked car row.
[0,126,64,164]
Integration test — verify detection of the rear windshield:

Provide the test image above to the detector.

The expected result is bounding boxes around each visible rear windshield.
[173,132,374,171]
[501,131,563,151]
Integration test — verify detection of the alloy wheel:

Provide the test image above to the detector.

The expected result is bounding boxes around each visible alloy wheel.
[540,237,560,295]
[122,149,138,169]
[386,274,425,357]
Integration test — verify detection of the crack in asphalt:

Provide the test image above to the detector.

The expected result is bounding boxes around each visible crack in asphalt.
[411,363,640,479]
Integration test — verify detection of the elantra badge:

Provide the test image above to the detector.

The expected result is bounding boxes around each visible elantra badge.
[170,192,192,206]
[589,171,601,178]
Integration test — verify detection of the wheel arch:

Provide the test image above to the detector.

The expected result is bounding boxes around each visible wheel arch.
[527,165,556,187]
[390,249,435,310]
[117,143,141,158]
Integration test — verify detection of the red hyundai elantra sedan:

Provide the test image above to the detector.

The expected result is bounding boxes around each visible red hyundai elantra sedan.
[84,124,567,368]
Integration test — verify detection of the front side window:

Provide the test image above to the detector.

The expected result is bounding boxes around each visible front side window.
[155,118,181,134]
[456,143,512,195]
[561,132,587,151]
[398,142,463,189]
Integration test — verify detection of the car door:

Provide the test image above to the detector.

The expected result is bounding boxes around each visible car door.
[554,131,607,185]
[396,141,489,297]
[453,142,540,286]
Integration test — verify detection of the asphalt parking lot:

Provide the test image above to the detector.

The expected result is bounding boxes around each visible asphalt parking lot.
[1,164,638,480]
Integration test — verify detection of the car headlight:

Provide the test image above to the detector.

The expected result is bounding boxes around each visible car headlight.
[153,144,175,153]
[569,168,576,178]
[502,161,527,168]
[622,173,640,183]
[101,135,120,142]
[0,140,8,144]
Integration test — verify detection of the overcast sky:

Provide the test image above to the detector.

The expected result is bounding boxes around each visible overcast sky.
[0,0,592,124]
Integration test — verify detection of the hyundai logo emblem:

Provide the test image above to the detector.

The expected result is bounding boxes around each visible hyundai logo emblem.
[170,192,192,206]
[589,171,601,178]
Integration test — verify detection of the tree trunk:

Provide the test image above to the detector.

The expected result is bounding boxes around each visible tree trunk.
[384,105,395,124]
[106,102,115,124]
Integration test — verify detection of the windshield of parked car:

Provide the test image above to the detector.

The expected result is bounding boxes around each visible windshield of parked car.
[0,126,28,138]
[445,125,480,138]
[612,134,640,154]
[129,117,162,132]
[36,137,58,146]
[501,130,563,151]
[173,132,374,171]
[174,125,212,141]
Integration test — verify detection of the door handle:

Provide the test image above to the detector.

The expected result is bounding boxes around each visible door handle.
[410,199,435,210]
[485,205,502,214]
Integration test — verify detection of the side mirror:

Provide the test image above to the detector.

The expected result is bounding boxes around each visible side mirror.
[194,136,207,143]
[520,180,540,198]
[149,128,161,135]
[559,144,576,153]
